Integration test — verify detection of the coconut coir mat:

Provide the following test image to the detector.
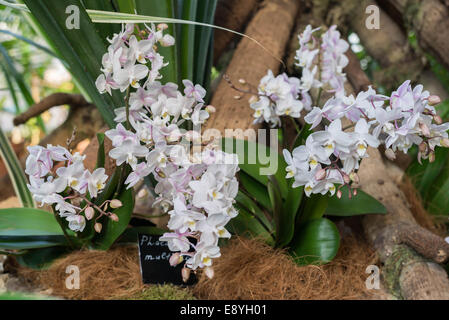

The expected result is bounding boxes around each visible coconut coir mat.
[16,233,378,300]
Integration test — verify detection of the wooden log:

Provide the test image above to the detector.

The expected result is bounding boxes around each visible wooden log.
[213,0,260,65]
[204,0,300,137]
[344,51,449,299]
[380,0,449,71]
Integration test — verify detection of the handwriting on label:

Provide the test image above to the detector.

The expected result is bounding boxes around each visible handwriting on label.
[140,234,168,247]
[144,252,171,261]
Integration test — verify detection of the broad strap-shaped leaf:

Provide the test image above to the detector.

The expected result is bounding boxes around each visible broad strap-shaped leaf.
[93,187,135,250]
[277,182,303,248]
[427,176,449,215]
[220,138,288,196]
[325,188,387,216]
[229,203,275,245]
[0,208,67,249]
[235,191,273,232]
[297,193,328,225]
[0,208,62,237]
[238,171,272,211]
[15,246,68,270]
[23,0,123,127]
[267,175,283,246]
[290,218,340,266]
[406,147,449,202]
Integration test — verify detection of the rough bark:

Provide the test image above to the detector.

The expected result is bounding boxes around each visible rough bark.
[204,0,300,137]
[345,51,449,299]
[213,0,260,65]
[381,0,449,71]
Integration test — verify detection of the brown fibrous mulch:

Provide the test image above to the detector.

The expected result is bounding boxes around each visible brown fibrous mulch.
[15,232,379,300]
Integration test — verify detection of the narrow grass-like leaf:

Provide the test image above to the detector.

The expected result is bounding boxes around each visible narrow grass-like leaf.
[22,0,123,128]
[0,43,45,130]
[0,129,34,207]
[179,0,197,81]
[193,0,216,86]
[81,0,121,44]
[0,62,21,113]
[135,0,178,84]
[3,1,281,65]
[95,132,105,169]
[0,29,58,58]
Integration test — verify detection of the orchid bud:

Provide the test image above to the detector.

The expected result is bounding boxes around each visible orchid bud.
[204,267,214,279]
[169,253,183,267]
[336,189,342,199]
[234,95,242,100]
[157,23,168,30]
[137,188,148,199]
[315,168,326,181]
[185,130,201,143]
[181,267,191,283]
[429,151,435,163]
[441,138,449,148]
[428,95,441,106]
[110,199,123,209]
[94,222,102,233]
[160,34,175,47]
[418,141,428,153]
[349,172,359,184]
[353,188,358,197]
[205,105,216,113]
[110,213,119,222]
[419,122,431,137]
[238,78,246,84]
[434,114,443,125]
[85,206,95,220]
[343,173,350,184]
[249,95,258,104]
[417,152,423,165]
[385,148,396,160]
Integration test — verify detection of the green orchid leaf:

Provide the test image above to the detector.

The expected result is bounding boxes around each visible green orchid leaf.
[95,132,105,169]
[277,182,303,248]
[235,191,273,232]
[93,187,134,250]
[220,138,288,197]
[238,171,272,211]
[290,218,340,266]
[325,188,386,216]
[229,203,274,245]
